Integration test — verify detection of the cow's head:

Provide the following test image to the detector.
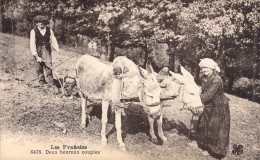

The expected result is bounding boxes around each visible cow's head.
[138,62,161,116]
[163,66,202,109]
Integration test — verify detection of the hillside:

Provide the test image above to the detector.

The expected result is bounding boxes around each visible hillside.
[0,33,260,160]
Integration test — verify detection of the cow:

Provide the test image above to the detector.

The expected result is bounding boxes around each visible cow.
[107,62,203,144]
[75,55,164,148]
[159,66,203,111]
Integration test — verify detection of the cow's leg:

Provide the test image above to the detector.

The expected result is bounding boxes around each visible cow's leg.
[79,91,87,128]
[148,116,157,143]
[115,107,125,147]
[86,104,93,122]
[157,113,167,143]
[101,100,109,146]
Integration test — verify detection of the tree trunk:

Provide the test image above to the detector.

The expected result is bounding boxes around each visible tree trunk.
[252,13,258,101]
[144,39,148,67]
[105,43,109,57]
[11,18,14,34]
[174,54,181,73]
[0,0,2,32]
[108,42,115,62]
[195,66,201,85]
[168,41,175,72]
[169,52,175,72]
[11,18,13,34]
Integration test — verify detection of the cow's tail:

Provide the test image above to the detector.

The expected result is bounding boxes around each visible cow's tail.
[75,62,84,98]
[75,62,79,87]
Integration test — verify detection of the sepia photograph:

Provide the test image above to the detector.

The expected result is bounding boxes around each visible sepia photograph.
[0,0,259,159]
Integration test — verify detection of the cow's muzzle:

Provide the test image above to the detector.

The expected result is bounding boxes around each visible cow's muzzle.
[145,102,161,107]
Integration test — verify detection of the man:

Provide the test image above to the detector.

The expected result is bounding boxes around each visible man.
[30,15,60,86]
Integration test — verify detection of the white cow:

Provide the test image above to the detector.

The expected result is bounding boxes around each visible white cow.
[160,66,203,110]
[75,55,165,148]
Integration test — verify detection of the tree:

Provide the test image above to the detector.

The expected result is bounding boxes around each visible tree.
[175,0,259,89]
[2,0,18,34]
[119,0,160,66]
[152,0,184,72]
[89,1,128,61]
[0,0,3,32]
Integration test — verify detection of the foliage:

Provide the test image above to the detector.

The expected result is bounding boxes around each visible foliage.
[232,77,260,102]
[1,0,259,102]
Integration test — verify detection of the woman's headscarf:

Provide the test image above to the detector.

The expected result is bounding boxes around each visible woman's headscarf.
[199,58,220,72]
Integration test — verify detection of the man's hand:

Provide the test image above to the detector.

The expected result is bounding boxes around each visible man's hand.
[35,56,42,62]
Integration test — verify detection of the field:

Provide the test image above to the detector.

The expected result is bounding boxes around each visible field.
[0,33,260,160]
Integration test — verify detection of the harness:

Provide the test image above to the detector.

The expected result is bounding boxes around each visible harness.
[112,71,161,117]
[112,69,197,120]
[117,74,188,117]
[141,102,162,119]
[115,75,191,118]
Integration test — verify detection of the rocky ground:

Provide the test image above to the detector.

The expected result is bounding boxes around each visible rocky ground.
[0,33,260,160]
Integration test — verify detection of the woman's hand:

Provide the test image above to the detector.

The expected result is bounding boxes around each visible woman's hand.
[195,107,204,115]
[189,106,204,116]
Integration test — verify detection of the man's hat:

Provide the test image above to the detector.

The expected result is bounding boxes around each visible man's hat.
[33,15,49,23]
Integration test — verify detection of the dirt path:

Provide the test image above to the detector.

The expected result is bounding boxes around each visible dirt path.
[0,33,260,160]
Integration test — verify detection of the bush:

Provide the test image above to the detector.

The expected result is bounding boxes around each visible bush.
[114,43,169,72]
[150,43,169,72]
[15,21,30,36]
[115,47,145,66]
[232,77,260,102]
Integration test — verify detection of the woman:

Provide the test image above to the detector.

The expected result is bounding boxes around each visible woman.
[196,58,230,159]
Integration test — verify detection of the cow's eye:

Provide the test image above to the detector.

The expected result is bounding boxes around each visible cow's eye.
[147,95,153,98]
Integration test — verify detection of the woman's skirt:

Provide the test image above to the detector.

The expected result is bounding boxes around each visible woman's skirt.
[196,102,230,157]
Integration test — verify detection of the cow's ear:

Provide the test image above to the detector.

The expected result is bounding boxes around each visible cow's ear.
[138,66,147,80]
[169,71,185,83]
[180,66,195,82]
[146,61,154,74]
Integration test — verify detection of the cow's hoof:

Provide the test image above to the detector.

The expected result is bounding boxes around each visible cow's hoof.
[81,124,86,128]
[161,137,168,145]
[151,137,158,144]
[119,145,126,152]
[101,140,107,146]
[161,136,167,143]
[119,143,125,147]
